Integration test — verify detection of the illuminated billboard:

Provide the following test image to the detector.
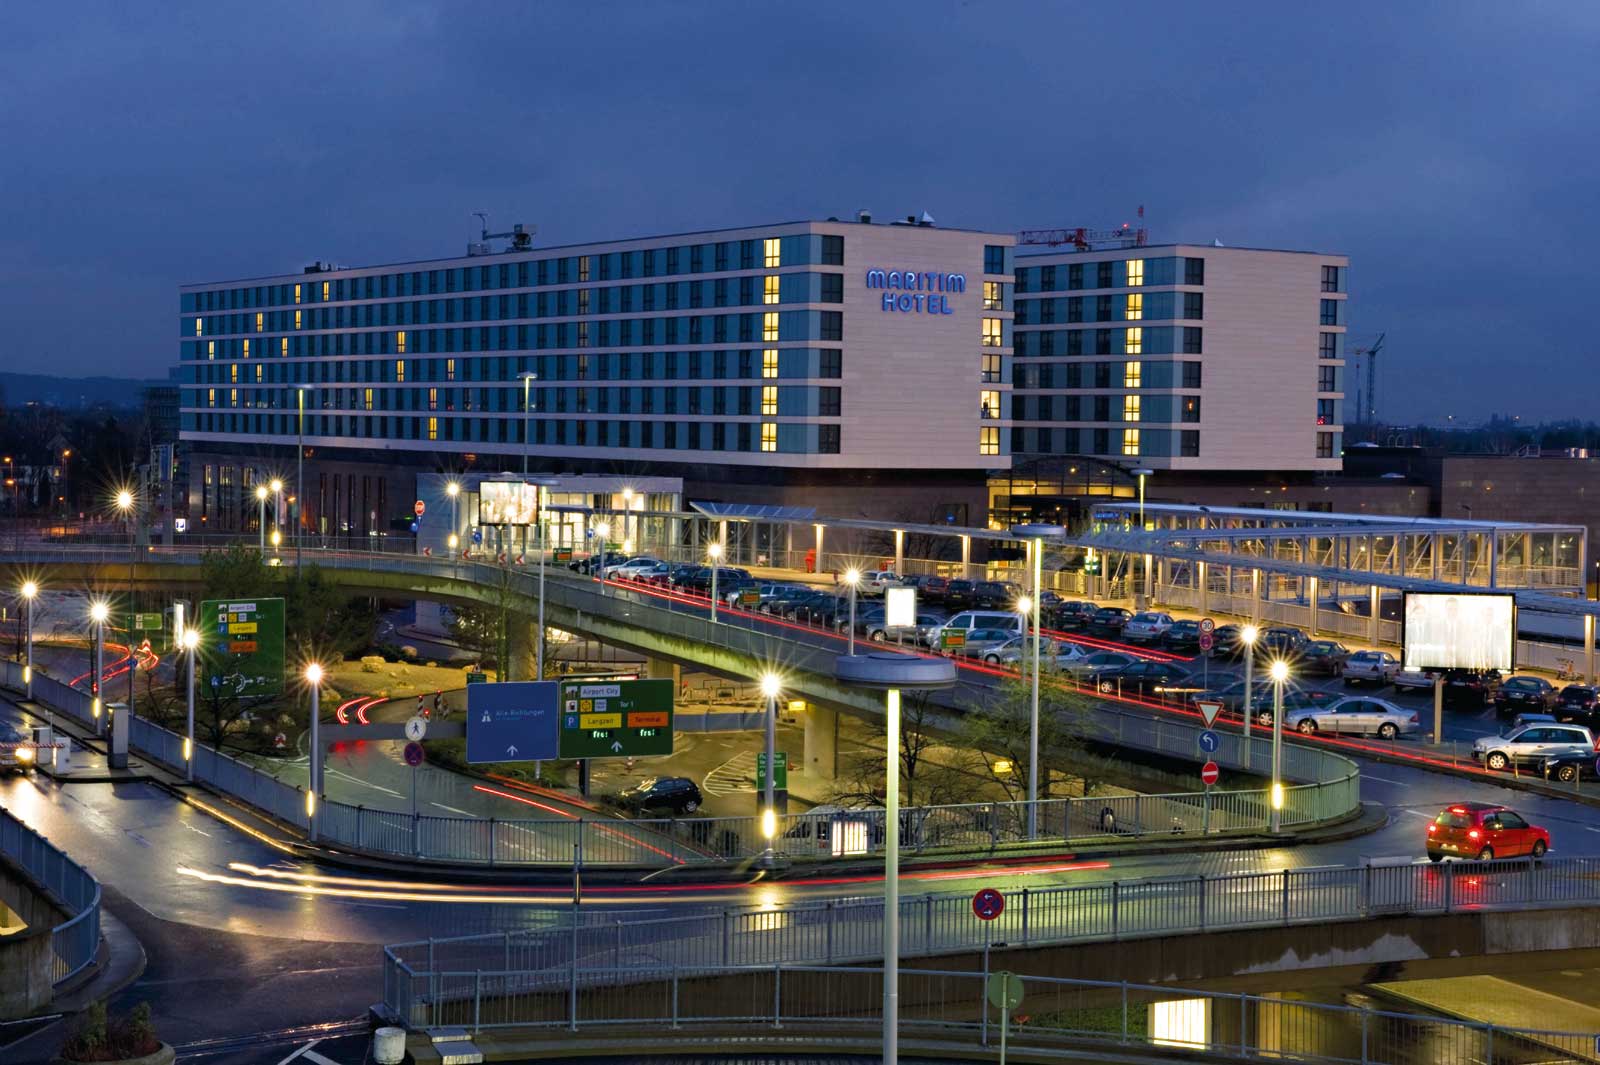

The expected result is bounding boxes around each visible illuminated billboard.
[1402,592,1515,672]
[479,481,537,525]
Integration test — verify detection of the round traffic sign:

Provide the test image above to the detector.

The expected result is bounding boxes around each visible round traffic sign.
[1199,617,1215,635]
[273,732,287,749]
[1198,632,1215,651]
[986,971,1025,1011]
[1200,760,1220,787]
[971,887,1005,921]
[403,741,425,767]
[405,715,428,742]
[1198,729,1220,753]
[414,499,426,517]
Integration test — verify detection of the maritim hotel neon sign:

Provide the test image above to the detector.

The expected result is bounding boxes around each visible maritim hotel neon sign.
[865,268,965,314]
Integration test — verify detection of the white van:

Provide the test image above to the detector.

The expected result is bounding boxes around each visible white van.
[928,611,1023,648]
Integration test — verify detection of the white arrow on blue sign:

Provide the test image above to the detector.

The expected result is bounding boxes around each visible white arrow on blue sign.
[1198,730,1220,753]
[466,680,560,764]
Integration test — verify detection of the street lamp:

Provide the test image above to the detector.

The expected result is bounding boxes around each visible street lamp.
[1269,658,1289,832]
[519,371,538,562]
[269,478,283,545]
[447,482,461,555]
[304,662,324,839]
[759,672,782,868]
[89,600,108,731]
[296,386,311,571]
[1010,523,1065,839]
[708,541,724,622]
[182,627,200,780]
[115,488,137,716]
[844,568,862,656]
[20,580,37,704]
[255,484,269,554]
[1241,623,1259,757]
[593,520,611,590]
[1131,468,1154,609]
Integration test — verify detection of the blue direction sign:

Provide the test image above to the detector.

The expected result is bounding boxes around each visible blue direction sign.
[1198,730,1221,753]
[466,680,560,764]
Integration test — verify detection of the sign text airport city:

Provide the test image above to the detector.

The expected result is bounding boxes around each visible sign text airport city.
[865,268,965,314]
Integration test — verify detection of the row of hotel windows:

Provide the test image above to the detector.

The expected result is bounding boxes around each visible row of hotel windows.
[1015,257,1207,294]
[190,384,844,417]
[1014,291,1203,325]
[189,309,851,348]
[185,411,840,454]
[1015,326,1198,358]
[1013,360,1202,390]
[1013,426,1201,457]
[1012,394,1203,424]
[184,239,1014,313]
[190,349,844,386]
[184,271,874,337]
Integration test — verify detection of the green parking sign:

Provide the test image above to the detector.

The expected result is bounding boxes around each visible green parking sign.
[558,678,674,758]
[756,751,788,791]
[200,597,286,697]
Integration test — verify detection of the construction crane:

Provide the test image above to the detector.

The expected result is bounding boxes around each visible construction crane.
[1348,332,1386,427]
[1019,206,1149,250]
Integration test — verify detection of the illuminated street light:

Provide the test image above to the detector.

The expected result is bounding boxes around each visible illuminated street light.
[759,671,783,868]
[843,568,862,656]
[305,663,324,839]
[182,627,200,780]
[255,484,270,554]
[1268,658,1289,832]
[1241,623,1260,756]
[446,482,461,555]
[20,581,37,703]
[708,540,724,622]
[89,600,109,727]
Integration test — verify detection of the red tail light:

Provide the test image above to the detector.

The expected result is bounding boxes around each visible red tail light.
[1409,714,1420,723]
[1468,829,1481,840]
[1427,823,1437,834]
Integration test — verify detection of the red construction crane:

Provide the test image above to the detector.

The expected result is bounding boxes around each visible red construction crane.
[1019,207,1149,250]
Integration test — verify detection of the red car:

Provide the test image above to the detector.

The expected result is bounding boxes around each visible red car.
[1426,803,1549,862]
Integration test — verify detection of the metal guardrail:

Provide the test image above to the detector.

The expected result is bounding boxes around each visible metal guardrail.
[0,801,101,985]
[385,961,1599,1065]
[382,853,1600,1018]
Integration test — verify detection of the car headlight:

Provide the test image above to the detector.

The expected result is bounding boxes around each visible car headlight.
[15,747,34,762]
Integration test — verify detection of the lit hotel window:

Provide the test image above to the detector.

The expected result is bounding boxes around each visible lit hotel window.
[255,312,264,332]
[206,388,216,407]
[763,349,779,378]
[364,388,373,411]
[979,426,1000,456]
[1124,395,1141,422]
[428,417,438,441]
[1124,361,1142,388]
[980,390,999,419]
[763,312,780,342]
[981,354,1002,382]
[983,281,1002,310]
[1126,259,1144,287]
[1122,428,1141,456]
[761,386,778,415]
[242,339,250,358]
[229,388,238,407]
[194,318,203,336]
[295,311,303,330]
[1125,293,1143,321]
[1125,327,1143,355]
[981,318,1003,347]
[446,359,456,381]
[764,276,780,305]
[294,284,302,304]
[396,360,405,382]
[206,341,215,360]
[254,365,263,383]
[397,331,407,353]
[428,388,438,411]
[763,238,781,268]
[321,281,330,301]
[279,338,288,357]
[760,422,777,452]
[230,364,238,383]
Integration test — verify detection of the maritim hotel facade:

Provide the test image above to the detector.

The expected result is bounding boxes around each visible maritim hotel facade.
[175,214,1347,539]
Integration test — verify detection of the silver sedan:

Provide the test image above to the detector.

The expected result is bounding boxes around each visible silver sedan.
[1282,696,1420,739]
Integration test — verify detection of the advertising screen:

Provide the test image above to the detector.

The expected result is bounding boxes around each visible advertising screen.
[1402,592,1515,672]
[479,481,537,525]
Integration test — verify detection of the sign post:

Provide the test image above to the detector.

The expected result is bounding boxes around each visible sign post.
[986,971,1025,1065]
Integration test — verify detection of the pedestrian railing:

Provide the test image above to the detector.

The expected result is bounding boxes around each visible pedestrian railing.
[0,648,1359,868]
[384,960,1600,1064]
[383,852,1600,1018]
[0,803,101,985]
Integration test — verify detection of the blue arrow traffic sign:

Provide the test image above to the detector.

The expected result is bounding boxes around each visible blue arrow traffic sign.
[466,680,560,764]
[1198,729,1220,753]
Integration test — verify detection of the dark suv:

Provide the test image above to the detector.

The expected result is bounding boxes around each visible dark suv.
[619,776,703,815]
[1088,606,1132,635]
[1051,600,1096,631]
[1442,668,1502,709]
[943,580,975,611]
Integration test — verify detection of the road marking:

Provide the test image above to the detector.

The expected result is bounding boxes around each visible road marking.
[1360,772,1407,785]
[702,751,757,796]
[303,1052,342,1065]
[325,769,403,798]
[430,802,474,816]
[181,821,213,838]
[274,1039,321,1065]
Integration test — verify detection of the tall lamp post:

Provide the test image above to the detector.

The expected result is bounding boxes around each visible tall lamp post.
[305,662,323,840]
[1131,468,1153,610]
[255,485,269,554]
[20,580,37,704]
[1010,523,1064,839]
[447,481,462,556]
[708,541,723,622]
[518,371,538,561]
[844,568,862,655]
[89,601,108,733]
[759,672,782,868]
[115,489,137,714]
[269,479,283,546]
[1269,659,1288,832]
[182,626,199,781]
[1241,624,1259,759]
[296,386,310,572]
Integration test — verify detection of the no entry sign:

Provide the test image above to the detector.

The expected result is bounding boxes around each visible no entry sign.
[1201,761,1220,787]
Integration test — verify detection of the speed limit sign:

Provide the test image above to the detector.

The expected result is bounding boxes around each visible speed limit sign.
[1199,617,1215,635]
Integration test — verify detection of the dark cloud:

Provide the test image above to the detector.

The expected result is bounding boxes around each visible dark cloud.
[2,1,1597,421]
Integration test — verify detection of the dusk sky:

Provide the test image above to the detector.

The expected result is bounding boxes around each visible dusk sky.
[3,3,1596,423]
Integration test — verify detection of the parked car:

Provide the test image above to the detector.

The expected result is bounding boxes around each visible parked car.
[1507,712,1559,732]
[751,582,808,609]
[972,581,1022,610]
[1063,650,1138,680]
[1473,722,1596,771]
[1088,606,1132,635]
[1443,668,1502,709]
[680,566,751,595]
[1426,803,1549,862]
[1556,685,1600,725]
[1541,751,1600,783]
[619,776,703,815]
[785,592,844,626]
[942,580,976,611]
[659,562,702,589]
[866,611,947,646]
[602,556,665,579]
[1298,640,1351,676]
[1209,624,1246,658]
[1390,667,1437,692]
[1342,650,1401,685]
[1163,619,1203,651]
[1249,688,1342,727]
[1096,660,1195,697]
[571,550,630,575]
[721,578,762,607]
[1259,627,1306,655]
[859,570,904,595]
[1493,675,1558,716]
[1283,696,1420,738]
[1122,612,1176,643]
[929,611,1024,649]
[903,574,950,604]
[1050,600,1096,630]
[987,635,1089,672]
[953,627,1022,660]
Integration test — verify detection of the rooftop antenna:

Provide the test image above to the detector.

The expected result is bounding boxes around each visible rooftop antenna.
[473,211,490,241]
